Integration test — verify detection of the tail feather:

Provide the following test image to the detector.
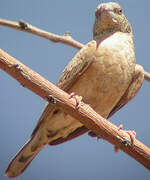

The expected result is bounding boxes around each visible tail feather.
[5,136,46,178]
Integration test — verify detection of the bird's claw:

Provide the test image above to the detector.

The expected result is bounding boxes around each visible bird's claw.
[114,124,136,152]
[69,92,83,109]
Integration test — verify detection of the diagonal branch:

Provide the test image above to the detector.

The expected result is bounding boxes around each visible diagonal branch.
[0,48,150,170]
[0,19,83,50]
[0,18,150,83]
[144,71,150,82]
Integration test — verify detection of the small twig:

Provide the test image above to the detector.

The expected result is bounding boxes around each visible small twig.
[144,71,150,82]
[0,48,150,170]
[0,19,83,50]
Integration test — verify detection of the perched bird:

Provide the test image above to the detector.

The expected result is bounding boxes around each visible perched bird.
[6,2,144,177]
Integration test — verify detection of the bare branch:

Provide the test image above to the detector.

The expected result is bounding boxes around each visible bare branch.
[0,48,150,170]
[0,19,83,50]
[144,71,150,82]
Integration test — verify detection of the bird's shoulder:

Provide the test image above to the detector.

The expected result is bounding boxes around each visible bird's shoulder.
[57,40,97,91]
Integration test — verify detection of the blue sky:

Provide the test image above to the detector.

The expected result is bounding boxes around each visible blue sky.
[0,0,150,180]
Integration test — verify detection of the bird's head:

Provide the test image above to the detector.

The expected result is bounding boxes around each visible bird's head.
[93,2,132,41]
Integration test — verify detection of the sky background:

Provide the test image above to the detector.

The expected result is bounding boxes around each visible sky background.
[0,0,150,180]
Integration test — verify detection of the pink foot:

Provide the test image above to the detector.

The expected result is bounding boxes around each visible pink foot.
[69,92,83,109]
[114,124,136,153]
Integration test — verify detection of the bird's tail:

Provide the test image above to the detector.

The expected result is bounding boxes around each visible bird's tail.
[5,134,46,178]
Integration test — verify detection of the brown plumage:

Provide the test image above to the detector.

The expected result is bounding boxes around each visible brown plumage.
[6,2,144,177]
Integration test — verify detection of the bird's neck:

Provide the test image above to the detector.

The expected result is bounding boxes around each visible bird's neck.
[93,30,132,42]
[93,30,115,42]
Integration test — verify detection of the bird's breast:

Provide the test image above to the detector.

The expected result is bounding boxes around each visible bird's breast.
[69,33,135,117]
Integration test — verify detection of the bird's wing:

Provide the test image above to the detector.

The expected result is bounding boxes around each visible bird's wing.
[49,126,89,145]
[108,64,144,118]
[57,40,97,91]
[31,40,97,137]
[86,64,144,139]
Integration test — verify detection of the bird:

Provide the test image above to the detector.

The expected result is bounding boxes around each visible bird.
[5,2,144,177]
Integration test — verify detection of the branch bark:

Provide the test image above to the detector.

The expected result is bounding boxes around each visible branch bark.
[0,48,150,170]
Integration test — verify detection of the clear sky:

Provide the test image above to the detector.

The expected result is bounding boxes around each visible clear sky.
[1,0,150,180]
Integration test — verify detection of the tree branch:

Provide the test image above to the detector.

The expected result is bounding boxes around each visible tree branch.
[0,19,83,50]
[0,48,150,170]
[144,71,150,82]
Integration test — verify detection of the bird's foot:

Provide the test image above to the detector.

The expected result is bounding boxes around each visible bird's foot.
[63,93,82,119]
[114,124,136,153]
[69,92,83,109]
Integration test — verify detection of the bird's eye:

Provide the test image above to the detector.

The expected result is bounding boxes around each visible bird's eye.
[114,8,123,15]
[119,9,123,14]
